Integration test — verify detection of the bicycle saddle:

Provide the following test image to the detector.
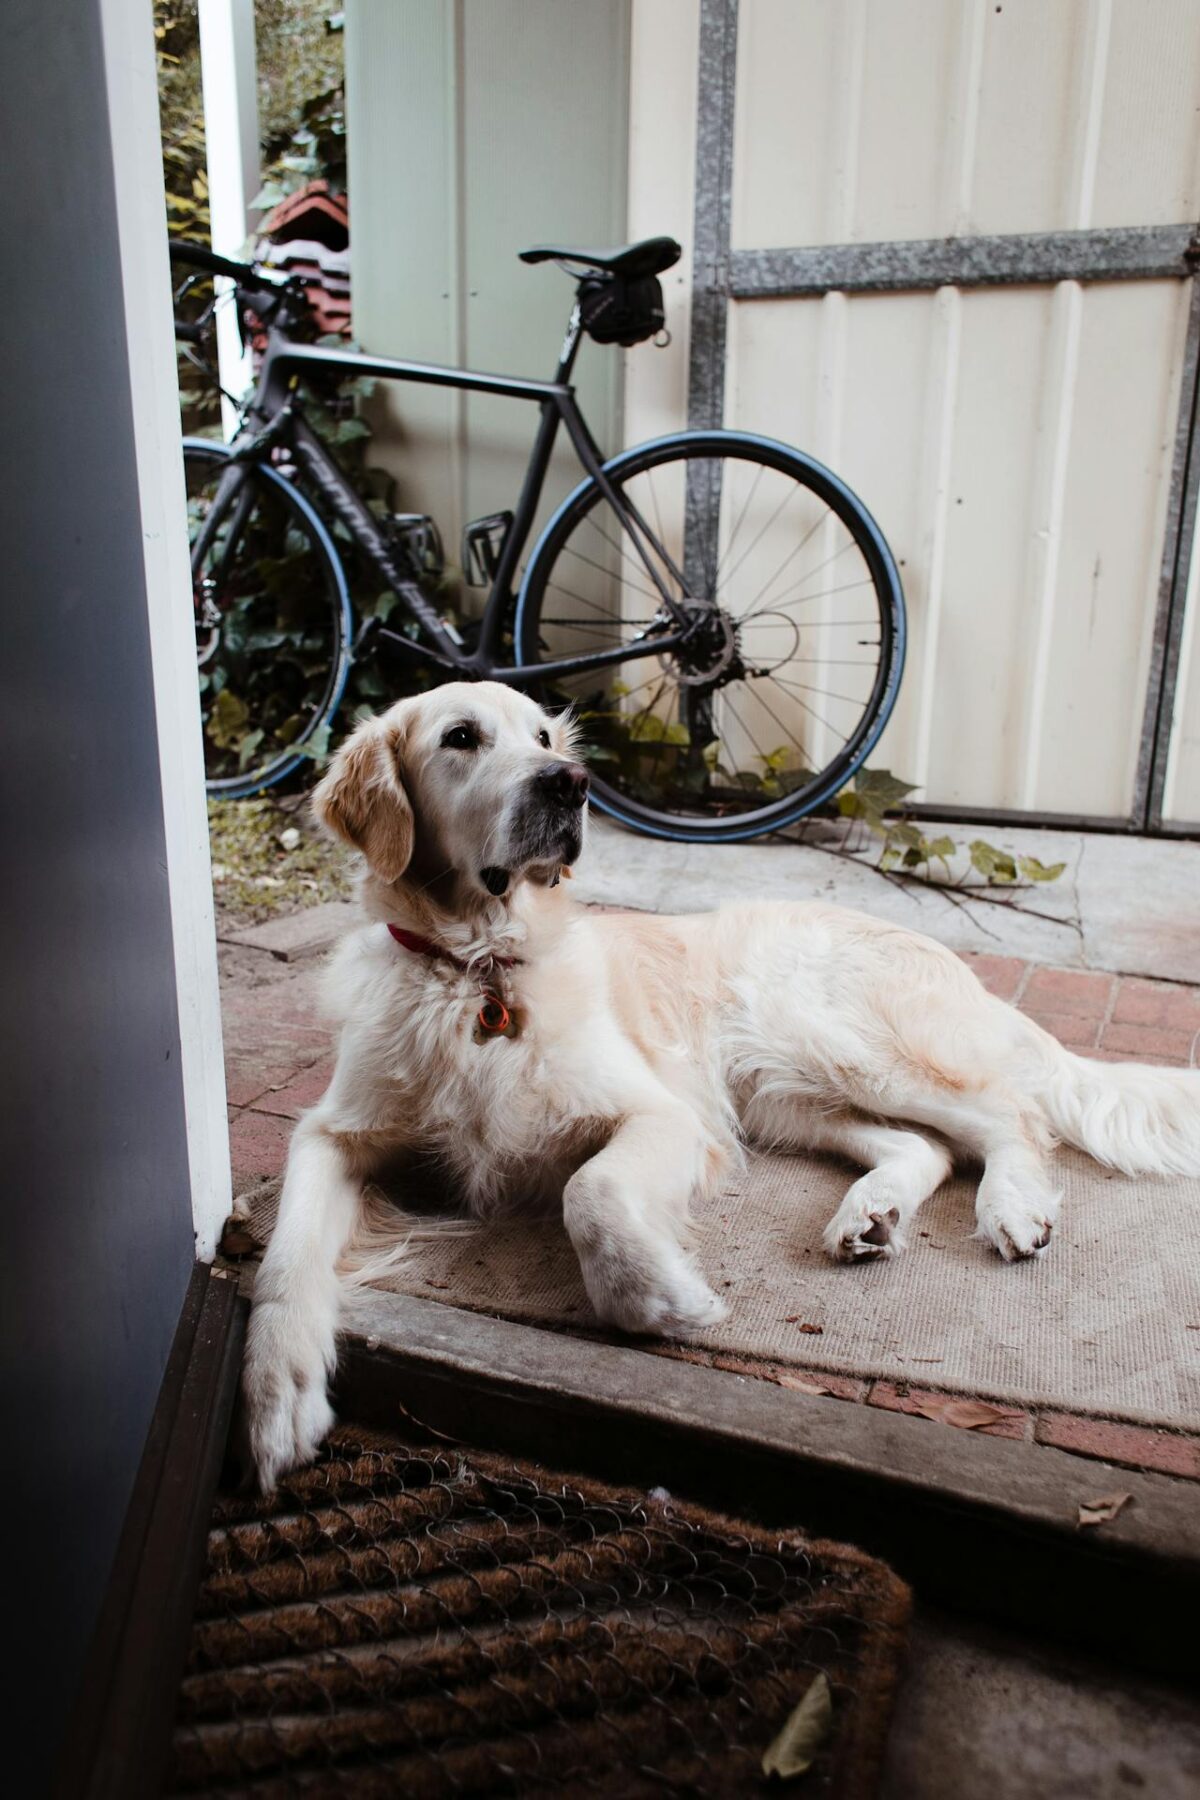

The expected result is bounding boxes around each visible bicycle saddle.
[518,236,681,279]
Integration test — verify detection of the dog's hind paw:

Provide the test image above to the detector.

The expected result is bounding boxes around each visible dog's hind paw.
[824,1203,903,1264]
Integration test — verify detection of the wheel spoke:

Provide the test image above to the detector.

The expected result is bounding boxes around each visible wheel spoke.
[581,511,674,604]
[523,444,900,835]
[751,535,859,615]
[711,461,765,590]
[755,674,849,747]
[559,540,662,606]
[740,576,878,623]
[756,672,872,710]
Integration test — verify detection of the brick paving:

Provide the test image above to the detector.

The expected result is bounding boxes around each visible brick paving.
[222,932,1200,1483]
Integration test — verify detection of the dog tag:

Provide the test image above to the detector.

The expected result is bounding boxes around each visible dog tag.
[473,992,519,1043]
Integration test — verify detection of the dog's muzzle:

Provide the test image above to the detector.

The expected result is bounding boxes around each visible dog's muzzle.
[492,760,589,891]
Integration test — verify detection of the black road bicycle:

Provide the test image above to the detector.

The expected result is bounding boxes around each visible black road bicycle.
[172,235,905,842]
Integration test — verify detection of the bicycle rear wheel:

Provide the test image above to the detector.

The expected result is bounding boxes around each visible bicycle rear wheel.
[184,438,353,796]
[515,430,905,842]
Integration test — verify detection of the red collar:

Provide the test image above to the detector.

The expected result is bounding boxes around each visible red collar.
[387,922,517,971]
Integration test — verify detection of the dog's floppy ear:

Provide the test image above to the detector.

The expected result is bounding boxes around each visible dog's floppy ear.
[312,716,414,882]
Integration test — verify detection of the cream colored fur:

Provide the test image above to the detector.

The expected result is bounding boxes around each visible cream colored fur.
[243,682,1200,1488]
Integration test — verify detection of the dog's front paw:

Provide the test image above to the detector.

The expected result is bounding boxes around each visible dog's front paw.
[975,1189,1057,1262]
[243,1299,336,1491]
[582,1239,727,1337]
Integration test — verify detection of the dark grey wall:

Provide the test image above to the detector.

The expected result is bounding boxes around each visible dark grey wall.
[0,0,198,1783]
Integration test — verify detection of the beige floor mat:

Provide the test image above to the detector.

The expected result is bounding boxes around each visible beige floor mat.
[240,1148,1200,1429]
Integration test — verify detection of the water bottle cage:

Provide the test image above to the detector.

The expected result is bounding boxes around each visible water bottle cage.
[463,511,514,588]
[387,513,445,579]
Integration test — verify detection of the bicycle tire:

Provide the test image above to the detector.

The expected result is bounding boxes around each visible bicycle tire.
[184,438,353,798]
[515,430,906,843]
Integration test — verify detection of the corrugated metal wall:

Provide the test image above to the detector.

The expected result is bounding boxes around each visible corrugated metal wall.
[627,0,1200,825]
[344,0,1200,827]
[344,0,630,600]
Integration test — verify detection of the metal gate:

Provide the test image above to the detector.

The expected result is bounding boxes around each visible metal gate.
[640,0,1200,832]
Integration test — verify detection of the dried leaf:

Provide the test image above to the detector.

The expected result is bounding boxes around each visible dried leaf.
[762,1671,833,1780]
[783,1317,824,1333]
[908,1394,1016,1431]
[219,1214,262,1258]
[1078,1492,1133,1530]
[777,1376,832,1397]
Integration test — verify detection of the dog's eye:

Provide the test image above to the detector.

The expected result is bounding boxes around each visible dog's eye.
[442,723,480,751]
[536,728,551,749]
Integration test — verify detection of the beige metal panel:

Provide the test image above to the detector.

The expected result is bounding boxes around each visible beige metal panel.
[622,0,699,446]
[1163,529,1200,824]
[729,0,1200,250]
[732,0,990,248]
[724,284,931,783]
[731,0,861,248]
[1022,278,1189,815]
[968,0,1102,236]
[345,0,629,603]
[1082,0,1200,228]
[723,279,1188,814]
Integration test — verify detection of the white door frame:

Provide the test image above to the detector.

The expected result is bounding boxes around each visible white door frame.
[100,0,231,1258]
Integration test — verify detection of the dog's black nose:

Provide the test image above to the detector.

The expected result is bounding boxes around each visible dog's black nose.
[536,759,590,809]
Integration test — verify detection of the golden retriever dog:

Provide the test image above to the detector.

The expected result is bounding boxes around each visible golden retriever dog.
[243,681,1200,1487]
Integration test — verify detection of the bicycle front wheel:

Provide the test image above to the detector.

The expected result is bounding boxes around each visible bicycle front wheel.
[515,431,905,842]
[184,438,353,796]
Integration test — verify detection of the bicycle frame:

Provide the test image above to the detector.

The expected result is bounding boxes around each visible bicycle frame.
[194,307,696,690]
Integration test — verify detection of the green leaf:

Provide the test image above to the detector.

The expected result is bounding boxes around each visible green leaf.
[294,722,333,766]
[275,713,306,747]
[926,835,957,862]
[853,768,919,812]
[969,839,1018,884]
[206,687,249,750]
[762,1671,833,1780]
[775,767,815,795]
[1017,854,1067,883]
[236,728,264,772]
[628,714,688,745]
[249,180,288,211]
[760,744,793,775]
[330,415,371,446]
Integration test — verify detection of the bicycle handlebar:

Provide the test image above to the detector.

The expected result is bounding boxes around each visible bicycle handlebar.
[169,238,261,285]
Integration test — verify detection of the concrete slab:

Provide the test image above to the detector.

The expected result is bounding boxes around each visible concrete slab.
[882,1609,1200,1800]
[573,816,1200,982]
[220,900,355,961]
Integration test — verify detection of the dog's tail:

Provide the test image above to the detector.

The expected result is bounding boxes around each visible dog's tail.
[337,1184,478,1300]
[1037,1044,1200,1176]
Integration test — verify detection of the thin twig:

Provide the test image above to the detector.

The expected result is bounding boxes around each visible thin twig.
[768,819,1081,936]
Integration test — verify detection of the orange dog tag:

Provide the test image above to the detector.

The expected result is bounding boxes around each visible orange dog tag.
[473,992,519,1042]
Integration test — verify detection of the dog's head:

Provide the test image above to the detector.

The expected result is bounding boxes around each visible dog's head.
[312,682,589,905]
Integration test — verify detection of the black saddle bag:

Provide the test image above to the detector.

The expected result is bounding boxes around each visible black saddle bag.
[577,273,666,347]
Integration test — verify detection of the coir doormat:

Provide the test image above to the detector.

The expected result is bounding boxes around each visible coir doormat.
[168,1427,910,1797]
